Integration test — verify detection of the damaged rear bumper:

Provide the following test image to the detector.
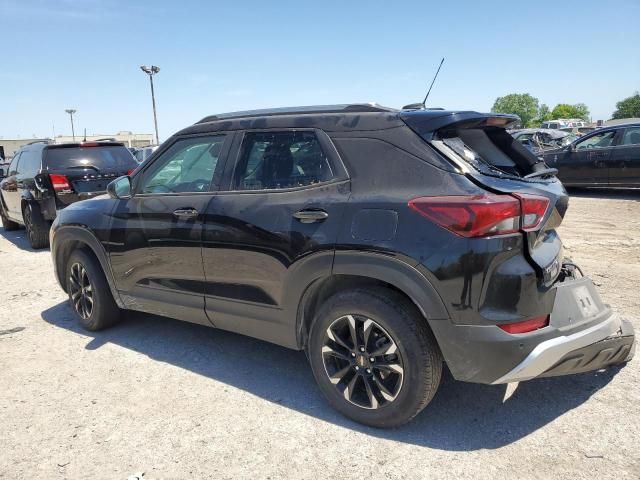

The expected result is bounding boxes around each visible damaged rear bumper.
[430,270,635,385]
[492,313,634,384]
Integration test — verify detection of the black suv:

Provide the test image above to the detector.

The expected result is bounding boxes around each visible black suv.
[0,141,137,248]
[49,105,635,427]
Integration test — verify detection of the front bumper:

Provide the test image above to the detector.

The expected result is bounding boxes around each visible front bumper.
[430,273,635,384]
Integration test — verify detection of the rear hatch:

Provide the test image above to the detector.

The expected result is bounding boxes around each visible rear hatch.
[401,110,569,286]
[39,142,137,207]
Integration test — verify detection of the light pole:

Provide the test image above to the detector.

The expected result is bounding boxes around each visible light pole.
[65,109,77,141]
[140,65,160,144]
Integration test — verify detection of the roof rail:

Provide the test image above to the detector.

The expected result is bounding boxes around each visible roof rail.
[23,139,51,147]
[196,103,397,124]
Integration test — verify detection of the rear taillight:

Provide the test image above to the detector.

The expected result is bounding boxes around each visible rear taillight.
[49,174,70,191]
[513,193,550,231]
[408,194,521,238]
[498,315,549,334]
[408,193,550,238]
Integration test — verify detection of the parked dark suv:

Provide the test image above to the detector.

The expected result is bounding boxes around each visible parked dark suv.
[49,105,635,427]
[0,141,137,248]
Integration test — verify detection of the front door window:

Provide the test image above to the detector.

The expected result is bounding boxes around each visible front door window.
[140,135,227,194]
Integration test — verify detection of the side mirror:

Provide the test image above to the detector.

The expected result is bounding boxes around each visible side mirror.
[107,175,132,199]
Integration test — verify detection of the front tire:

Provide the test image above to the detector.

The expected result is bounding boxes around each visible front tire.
[308,287,443,427]
[66,249,122,331]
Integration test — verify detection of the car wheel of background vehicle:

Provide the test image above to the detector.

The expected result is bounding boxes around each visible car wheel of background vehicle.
[66,249,122,331]
[22,203,49,248]
[307,287,443,428]
[0,204,19,231]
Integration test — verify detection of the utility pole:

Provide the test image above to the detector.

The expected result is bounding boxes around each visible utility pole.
[65,109,77,141]
[140,65,160,144]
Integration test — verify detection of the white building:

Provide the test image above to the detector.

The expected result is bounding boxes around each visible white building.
[53,131,154,148]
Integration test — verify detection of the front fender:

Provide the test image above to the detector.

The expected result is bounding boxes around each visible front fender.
[51,225,124,308]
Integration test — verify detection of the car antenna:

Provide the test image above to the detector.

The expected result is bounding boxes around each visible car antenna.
[402,57,445,110]
[83,128,87,142]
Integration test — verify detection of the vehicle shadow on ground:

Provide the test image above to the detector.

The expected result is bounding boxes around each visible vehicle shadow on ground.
[42,302,624,451]
[567,187,640,201]
[0,227,49,252]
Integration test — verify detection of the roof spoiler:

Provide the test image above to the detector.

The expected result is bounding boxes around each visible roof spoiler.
[400,111,520,140]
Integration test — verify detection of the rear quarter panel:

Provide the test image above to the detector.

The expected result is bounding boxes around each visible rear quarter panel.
[329,133,555,326]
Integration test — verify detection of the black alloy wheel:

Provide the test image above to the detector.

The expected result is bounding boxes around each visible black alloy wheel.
[69,262,94,319]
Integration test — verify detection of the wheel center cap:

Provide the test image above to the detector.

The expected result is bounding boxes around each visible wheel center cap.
[356,355,367,368]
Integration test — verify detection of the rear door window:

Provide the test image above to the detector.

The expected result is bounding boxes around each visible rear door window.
[575,131,616,150]
[44,146,137,171]
[233,131,334,190]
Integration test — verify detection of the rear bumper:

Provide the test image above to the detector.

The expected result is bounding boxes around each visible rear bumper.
[430,274,635,384]
[492,314,634,384]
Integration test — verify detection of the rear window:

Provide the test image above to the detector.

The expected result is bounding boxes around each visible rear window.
[434,127,542,178]
[43,146,136,171]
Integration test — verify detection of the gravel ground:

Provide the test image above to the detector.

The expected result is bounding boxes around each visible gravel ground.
[1,190,638,480]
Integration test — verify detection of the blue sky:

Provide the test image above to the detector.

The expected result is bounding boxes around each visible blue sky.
[1,0,639,141]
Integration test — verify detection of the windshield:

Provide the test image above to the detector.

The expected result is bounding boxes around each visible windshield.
[44,146,137,171]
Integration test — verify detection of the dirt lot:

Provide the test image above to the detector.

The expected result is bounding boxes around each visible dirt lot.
[1,190,638,480]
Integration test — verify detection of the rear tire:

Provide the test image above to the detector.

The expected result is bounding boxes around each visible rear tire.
[0,203,19,231]
[23,203,49,248]
[307,287,443,427]
[66,249,122,331]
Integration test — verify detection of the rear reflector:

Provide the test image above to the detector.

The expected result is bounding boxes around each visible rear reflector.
[498,315,549,334]
[49,174,70,191]
[408,194,521,238]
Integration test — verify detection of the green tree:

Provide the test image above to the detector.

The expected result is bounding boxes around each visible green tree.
[491,93,539,127]
[572,103,590,121]
[537,104,552,123]
[551,103,590,121]
[612,93,640,119]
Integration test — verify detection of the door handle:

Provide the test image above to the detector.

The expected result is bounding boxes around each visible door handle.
[293,209,329,223]
[173,208,199,219]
